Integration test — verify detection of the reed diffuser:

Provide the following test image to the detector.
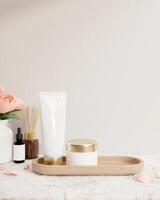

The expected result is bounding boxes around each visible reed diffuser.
[23,106,39,159]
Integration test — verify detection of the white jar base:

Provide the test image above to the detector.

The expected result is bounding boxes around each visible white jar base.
[67,151,97,166]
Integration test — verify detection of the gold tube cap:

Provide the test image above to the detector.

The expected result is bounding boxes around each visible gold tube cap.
[67,139,97,153]
[43,156,63,165]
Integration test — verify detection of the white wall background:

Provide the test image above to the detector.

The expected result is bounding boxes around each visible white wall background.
[0,0,160,155]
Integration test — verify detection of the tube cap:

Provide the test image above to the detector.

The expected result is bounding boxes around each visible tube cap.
[43,156,64,165]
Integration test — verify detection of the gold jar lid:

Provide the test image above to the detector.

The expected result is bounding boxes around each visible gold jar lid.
[67,139,97,153]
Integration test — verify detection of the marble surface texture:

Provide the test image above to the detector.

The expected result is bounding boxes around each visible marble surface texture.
[0,155,160,200]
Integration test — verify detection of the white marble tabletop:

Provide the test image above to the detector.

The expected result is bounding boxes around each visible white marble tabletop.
[0,155,160,200]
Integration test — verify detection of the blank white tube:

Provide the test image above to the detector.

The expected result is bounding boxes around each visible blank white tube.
[39,92,67,159]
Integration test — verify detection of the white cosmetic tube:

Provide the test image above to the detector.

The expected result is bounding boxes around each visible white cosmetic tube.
[39,92,67,164]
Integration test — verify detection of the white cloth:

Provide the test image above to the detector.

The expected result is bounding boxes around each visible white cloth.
[0,155,160,200]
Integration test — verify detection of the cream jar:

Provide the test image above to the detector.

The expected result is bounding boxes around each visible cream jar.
[66,139,97,166]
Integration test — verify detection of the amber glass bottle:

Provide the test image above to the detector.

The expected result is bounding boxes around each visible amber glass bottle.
[13,128,25,163]
[24,132,39,159]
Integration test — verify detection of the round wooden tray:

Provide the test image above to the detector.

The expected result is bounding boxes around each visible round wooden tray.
[32,156,143,176]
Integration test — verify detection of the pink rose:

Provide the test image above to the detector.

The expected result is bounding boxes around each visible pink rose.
[0,85,5,97]
[0,85,24,113]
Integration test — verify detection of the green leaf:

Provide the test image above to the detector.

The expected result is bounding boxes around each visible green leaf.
[0,110,22,120]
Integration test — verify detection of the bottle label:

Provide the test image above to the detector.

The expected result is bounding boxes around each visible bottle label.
[13,144,25,161]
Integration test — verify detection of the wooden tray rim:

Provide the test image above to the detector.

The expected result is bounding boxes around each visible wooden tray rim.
[32,156,143,176]
[33,156,143,167]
